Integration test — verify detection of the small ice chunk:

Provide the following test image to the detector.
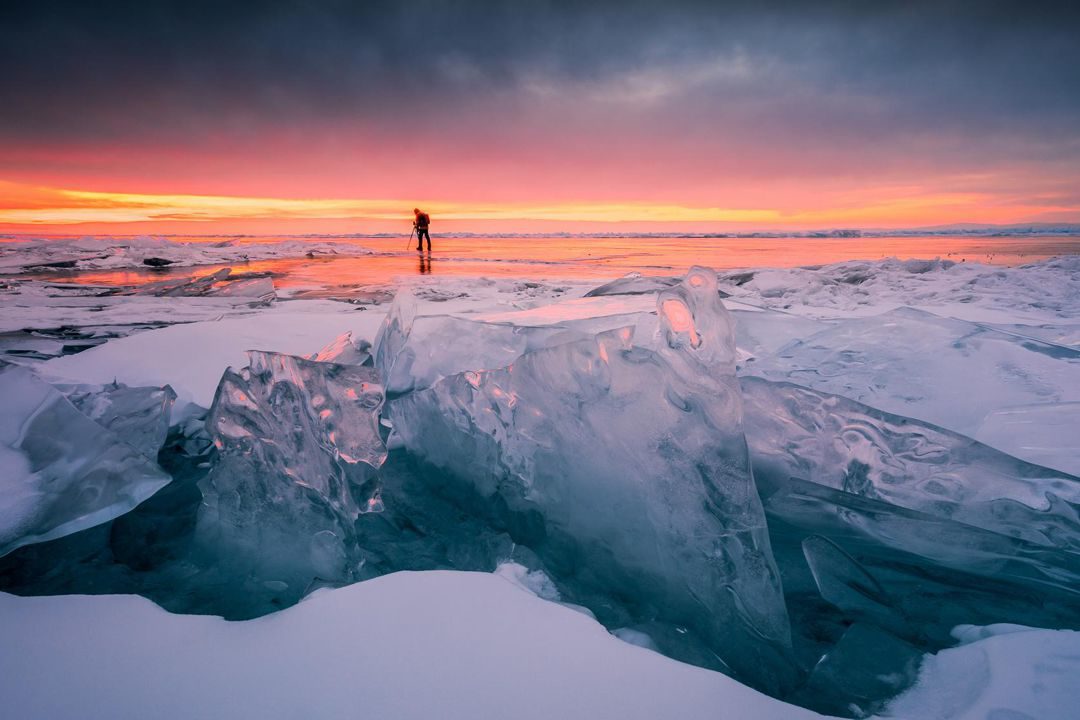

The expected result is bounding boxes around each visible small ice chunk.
[310,331,372,366]
[210,276,275,301]
[612,628,661,652]
[135,268,232,297]
[494,562,560,601]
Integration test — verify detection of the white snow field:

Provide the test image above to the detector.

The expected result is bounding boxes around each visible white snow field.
[1,571,1075,720]
[0,568,829,720]
[2,244,1079,719]
[885,624,1080,719]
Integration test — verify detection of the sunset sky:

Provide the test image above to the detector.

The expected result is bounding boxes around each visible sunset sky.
[2,1,1079,235]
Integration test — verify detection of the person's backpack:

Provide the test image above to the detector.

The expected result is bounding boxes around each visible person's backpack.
[418,212,430,227]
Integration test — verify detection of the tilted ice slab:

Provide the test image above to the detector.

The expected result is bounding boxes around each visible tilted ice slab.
[0,367,171,557]
[766,477,1080,601]
[134,267,275,302]
[196,350,387,601]
[743,306,1080,470]
[584,272,682,297]
[389,267,796,694]
[981,320,1080,350]
[741,377,1080,551]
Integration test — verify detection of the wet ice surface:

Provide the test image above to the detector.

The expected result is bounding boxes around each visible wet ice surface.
[2,240,1080,718]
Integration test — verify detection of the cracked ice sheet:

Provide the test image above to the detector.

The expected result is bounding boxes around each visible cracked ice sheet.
[718,256,1080,325]
[0,236,376,275]
[0,292,272,334]
[0,571,831,720]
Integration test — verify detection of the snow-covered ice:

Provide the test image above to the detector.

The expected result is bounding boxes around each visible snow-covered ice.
[719,255,1080,324]
[742,306,1080,473]
[0,569,831,720]
[2,572,1076,720]
[885,624,1080,719]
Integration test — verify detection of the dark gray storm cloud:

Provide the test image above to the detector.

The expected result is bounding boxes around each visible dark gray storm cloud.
[1,0,1078,152]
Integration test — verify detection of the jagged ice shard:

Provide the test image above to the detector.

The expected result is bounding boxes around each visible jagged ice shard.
[0,367,172,556]
[372,290,644,397]
[195,350,386,603]
[389,267,796,694]
[62,381,177,460]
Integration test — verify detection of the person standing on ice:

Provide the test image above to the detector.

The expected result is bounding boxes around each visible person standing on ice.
[413,208,432,252]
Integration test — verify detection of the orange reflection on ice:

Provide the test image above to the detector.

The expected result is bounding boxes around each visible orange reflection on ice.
[6,234,1079,293]
[661,299,700,347]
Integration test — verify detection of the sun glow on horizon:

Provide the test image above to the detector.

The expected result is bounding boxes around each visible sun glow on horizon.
[0,180,1076,234]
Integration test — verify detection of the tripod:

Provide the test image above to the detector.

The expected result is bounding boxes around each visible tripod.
[406,226,416,251]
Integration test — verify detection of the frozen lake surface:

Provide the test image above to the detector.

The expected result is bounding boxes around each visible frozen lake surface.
[3,232,1078,290]
[2,234,1079,719]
